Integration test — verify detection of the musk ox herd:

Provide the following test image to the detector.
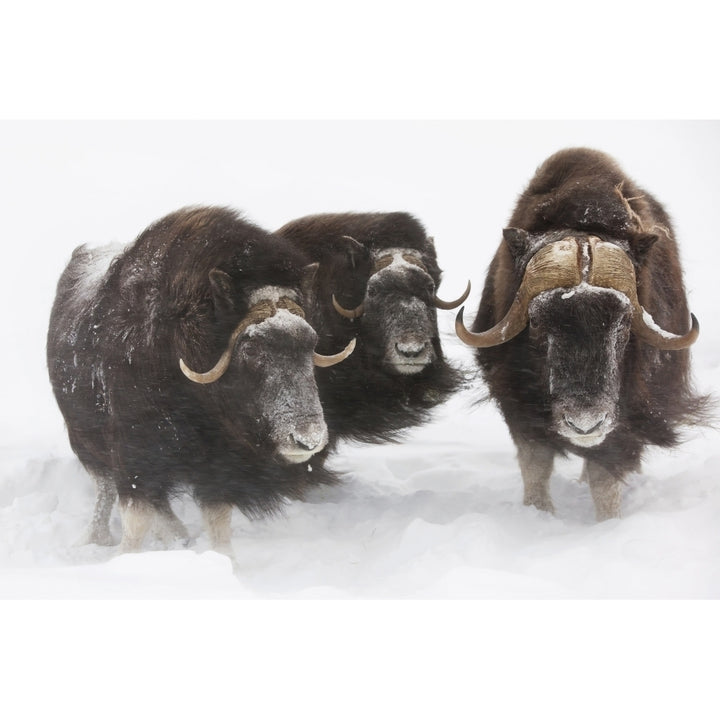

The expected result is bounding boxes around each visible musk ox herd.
[47,147,709,560]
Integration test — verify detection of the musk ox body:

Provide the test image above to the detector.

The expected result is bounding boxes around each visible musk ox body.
[47,207,353,553]
[276,212,467,448]
[456,148,705,519]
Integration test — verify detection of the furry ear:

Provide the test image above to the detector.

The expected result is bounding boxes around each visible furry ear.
[312,234,368,270]
[209,268,236,313]
[502,228,532,258]
[632,232,659,263]
[300,262,319,304]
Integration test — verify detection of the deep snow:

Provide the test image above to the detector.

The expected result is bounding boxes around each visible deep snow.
[2,121,719,601]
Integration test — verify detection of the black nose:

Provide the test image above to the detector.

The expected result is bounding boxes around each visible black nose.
[563,414,606,435]
[290,424,326,452]
[395,341,427,358]
[291,435,318,451]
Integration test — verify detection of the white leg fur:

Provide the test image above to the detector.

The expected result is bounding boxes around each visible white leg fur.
[582,460,622,521]
[118,498,155,552]
[202,503,234,556]
[515,438,556,513]
[81,475,117,546]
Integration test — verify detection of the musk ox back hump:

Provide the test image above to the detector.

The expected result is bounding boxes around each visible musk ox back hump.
[509,147,669,240]
[119,207,312,329]
[277,211,442,282]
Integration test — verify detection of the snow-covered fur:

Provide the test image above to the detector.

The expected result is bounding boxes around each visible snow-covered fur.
[47,206,337,552]
[471,148,709,519]
[276,212,463,450]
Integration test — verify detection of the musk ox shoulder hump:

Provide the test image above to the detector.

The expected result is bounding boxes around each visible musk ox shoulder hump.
[510,147,653,239]
[54,242,124,318]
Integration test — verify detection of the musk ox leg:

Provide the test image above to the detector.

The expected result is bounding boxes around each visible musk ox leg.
[151,498,190,547]
[118,497,156,552]
[582,460,622,521]
[80,475,117,546]
[118,495,190,552]
[515,438,556,513]
[201,503,234,556]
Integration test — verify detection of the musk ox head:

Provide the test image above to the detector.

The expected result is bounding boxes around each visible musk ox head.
[456,229,699,448]
[332,243,470,375]
[180,279,354,464]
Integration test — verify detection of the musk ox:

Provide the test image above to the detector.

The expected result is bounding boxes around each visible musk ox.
[456,148,707,520]
[276,212,469,447]
[47,206,354,554]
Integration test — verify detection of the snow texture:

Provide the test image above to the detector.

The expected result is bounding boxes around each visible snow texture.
[556,281,631,306]
[2,121,719,600]
[642,306,689,340]
[247,284,299,307]
[372,247,424,268]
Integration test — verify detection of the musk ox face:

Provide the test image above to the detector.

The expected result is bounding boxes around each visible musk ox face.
[362,249,440,375]
[455,230,699,448]
[528,287,632,448]
[180,284,356,464]
[234,304,329,463]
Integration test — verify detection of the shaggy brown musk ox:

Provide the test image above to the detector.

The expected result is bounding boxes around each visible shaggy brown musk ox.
[47,206,354,555]
[276,211,469,453]
[456,148,708,519]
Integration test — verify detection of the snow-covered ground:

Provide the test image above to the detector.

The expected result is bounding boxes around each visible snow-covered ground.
[2,121,718,601]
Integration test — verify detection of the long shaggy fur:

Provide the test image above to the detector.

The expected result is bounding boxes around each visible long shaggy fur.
[47,206,338,521]
[472,148,709,476]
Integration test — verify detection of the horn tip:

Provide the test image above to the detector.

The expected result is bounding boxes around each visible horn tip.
[687,313,700,345]
[455,306,468,336]
[179,357,199,383]
[433,279,471,310]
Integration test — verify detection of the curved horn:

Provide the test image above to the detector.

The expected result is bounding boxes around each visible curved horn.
[632,311,700,350]
[179,323,247,384]
[589,239,699,350]
[313,337,356,367]
[332,294,364,320]
[179,353,231,384]
[455,239,582,348]
[434,280,471,310]
[454,297,529,348]
[179,301,276,384]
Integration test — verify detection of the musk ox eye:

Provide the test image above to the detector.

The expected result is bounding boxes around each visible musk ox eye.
[239,342,264,365]
[418,279,435,304]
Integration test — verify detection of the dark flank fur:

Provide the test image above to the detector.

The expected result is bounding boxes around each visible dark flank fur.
[277,212,463,449]
[47,206,338,519]
[472,148,710,476]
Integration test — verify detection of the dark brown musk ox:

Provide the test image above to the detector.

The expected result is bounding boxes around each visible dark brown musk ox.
[275,212,470,450]
[47,206,354,556]
[455,148,709,520]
